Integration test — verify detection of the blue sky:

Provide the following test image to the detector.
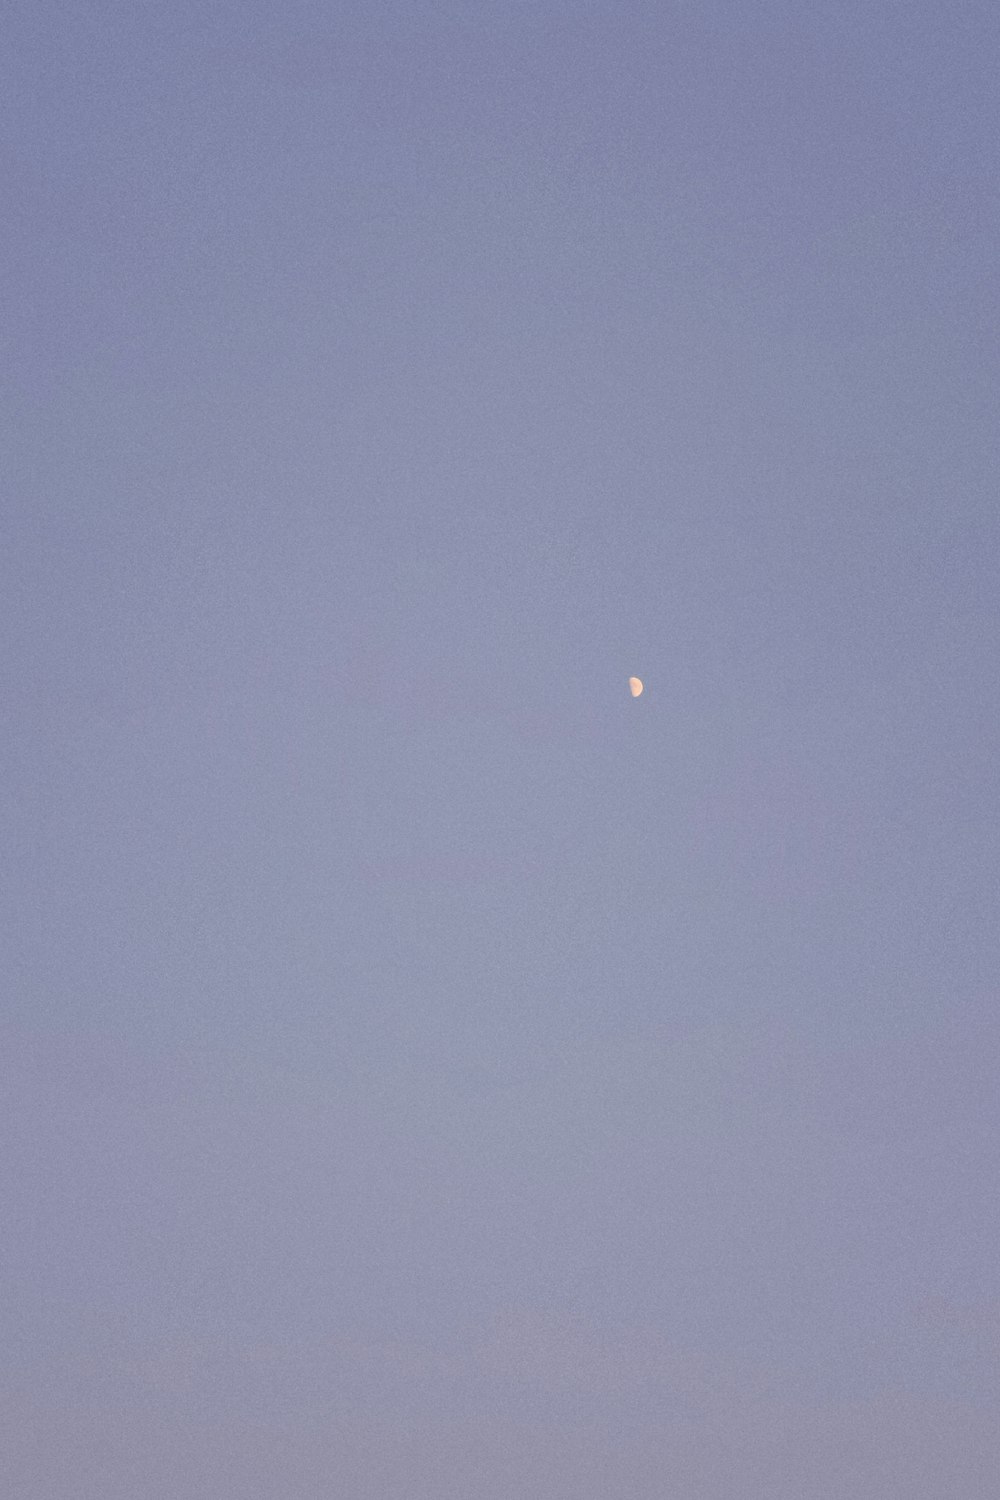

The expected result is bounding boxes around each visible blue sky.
[3,2,999,1494]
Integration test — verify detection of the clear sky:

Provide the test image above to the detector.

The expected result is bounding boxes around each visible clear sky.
[4,1,999,1494]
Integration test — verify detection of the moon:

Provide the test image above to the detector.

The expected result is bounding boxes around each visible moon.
[629,676,643,697]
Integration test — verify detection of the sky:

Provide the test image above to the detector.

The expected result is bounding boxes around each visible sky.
[3,1,999,1494]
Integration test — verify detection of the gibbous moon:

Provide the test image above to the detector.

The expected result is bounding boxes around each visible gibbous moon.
[629,676,643,697]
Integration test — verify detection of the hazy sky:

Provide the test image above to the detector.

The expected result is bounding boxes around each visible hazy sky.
[4,2,999,1494]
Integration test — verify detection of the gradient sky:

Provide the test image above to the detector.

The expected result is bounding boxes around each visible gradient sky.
[4,2,999,1495]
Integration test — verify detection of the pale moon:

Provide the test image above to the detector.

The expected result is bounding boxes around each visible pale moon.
[629,676,643,697]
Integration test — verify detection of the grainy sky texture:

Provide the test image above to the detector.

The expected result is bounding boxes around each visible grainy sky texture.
[4,2,999,1495]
